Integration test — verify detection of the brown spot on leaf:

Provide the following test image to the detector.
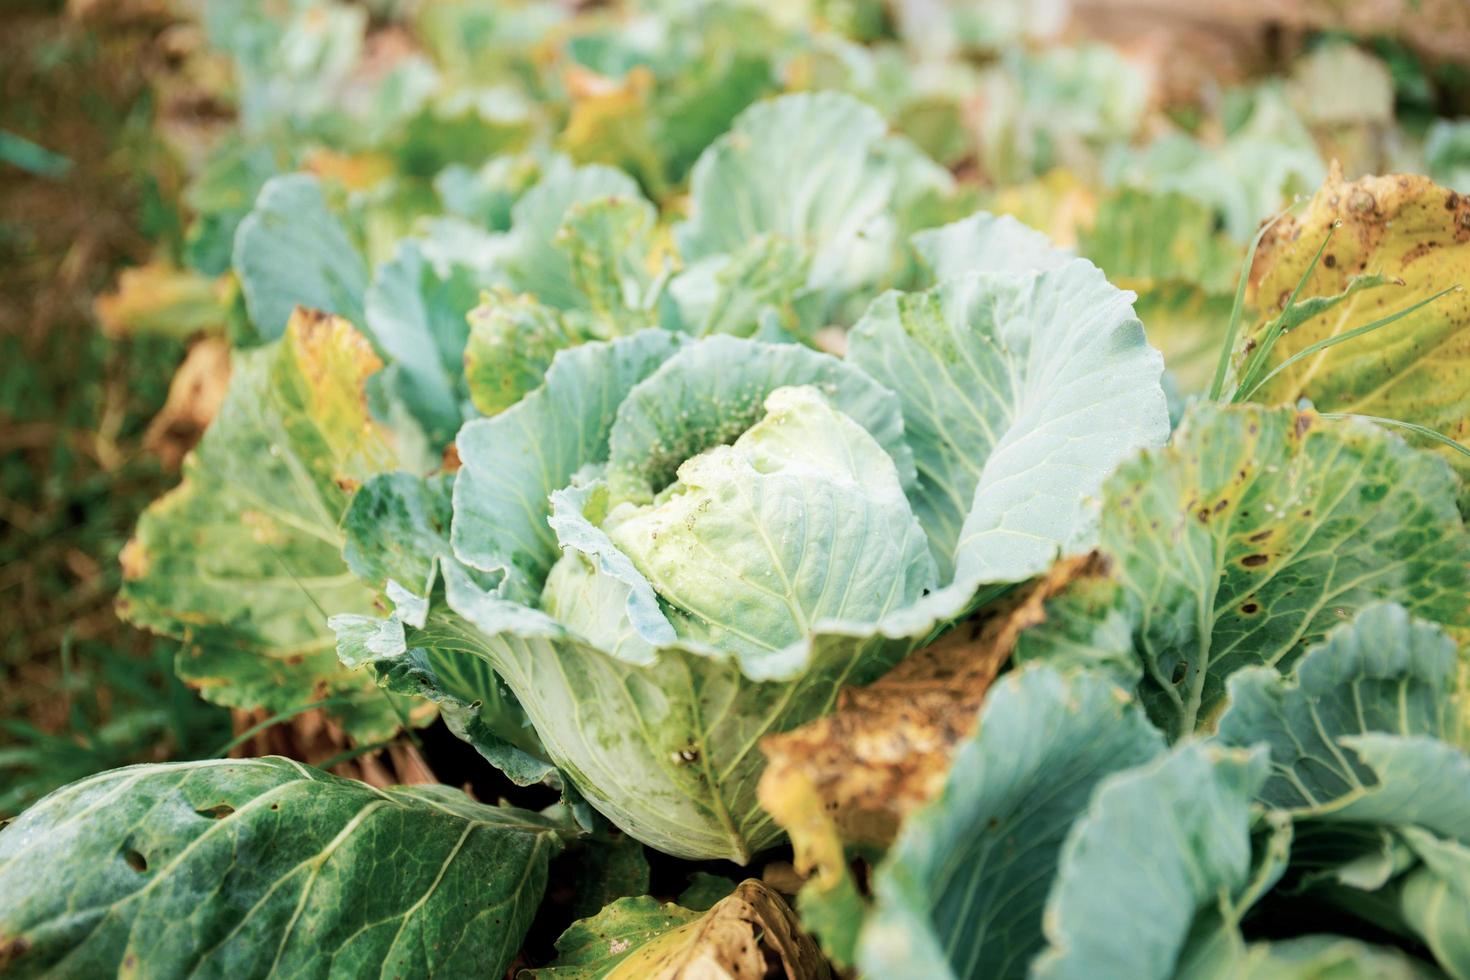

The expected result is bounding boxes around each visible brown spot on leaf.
[1242,554,1270,567]
[0,935,32,970]
[119,537,149,580]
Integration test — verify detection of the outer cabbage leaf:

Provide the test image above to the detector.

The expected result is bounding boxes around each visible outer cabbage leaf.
[1031,743,1270,980]
[1398,828,1470,979]
[332,603,555,789]
[118,310,412,739]
[0,758,568,979]
[756,555,1110,967]
[530,880,827,980]
[203,1,370,140]
[1103,91,1323,242]
[1241,167,1470,502]
[340,471,455,628]
[857,666,1164,980]
[1215,603,1460,814]
[556,195,659,336]
[1091,402,1470,739]
[909,210,1072,285]
[440,568,918,861]
[1233,936,1442,980]
[495,157,649,313]
[529,881,829,980]
[462,290,583,417]
[675,92,909,319]
[363,237,483,446]
[557,2,783,197]
[233,174,369,341]
[332,471,554,783]
[530,896,701,979]
[658,234,810,340]
[1212,603,1470,977]
[976,45,1147,184]
[452,168,663,415]
[433,153,539,230]
[847,258,1169,581]
[1079,189,1239,294]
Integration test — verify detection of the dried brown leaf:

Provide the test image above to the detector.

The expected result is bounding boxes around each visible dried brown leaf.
[608,880,830,980]
[142,336,231,469]
[759,554,1106,857]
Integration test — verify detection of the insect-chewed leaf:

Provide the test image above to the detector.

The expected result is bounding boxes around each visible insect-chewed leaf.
[1093,402,1470,739]
[0,758,568,979]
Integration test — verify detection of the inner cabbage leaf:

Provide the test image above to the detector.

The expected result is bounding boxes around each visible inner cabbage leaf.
[553,386,937,661]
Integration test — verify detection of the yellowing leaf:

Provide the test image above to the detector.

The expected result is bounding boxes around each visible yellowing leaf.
[560,65,665,199]
[301,147,395,191]
[985,167,1098,249]
[1244,165,1470,496]
[94,259,231,340]
[118,309,412,740]
[142,336,232,469]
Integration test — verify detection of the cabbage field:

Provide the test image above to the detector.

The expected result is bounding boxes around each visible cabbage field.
[2,0,1469,976]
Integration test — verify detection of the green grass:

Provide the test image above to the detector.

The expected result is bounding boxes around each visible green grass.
[0,7,230,818]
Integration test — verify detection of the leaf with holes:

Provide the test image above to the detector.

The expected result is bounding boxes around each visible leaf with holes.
[0,758,569,978]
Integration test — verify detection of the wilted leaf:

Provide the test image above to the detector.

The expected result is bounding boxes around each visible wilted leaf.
[759,554,1105,856]
[757,556,1109,966]
[532,880,828,980]
[142,336,232,469]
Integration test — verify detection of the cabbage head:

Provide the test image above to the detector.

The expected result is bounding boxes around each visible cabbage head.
[335,223,1170,861]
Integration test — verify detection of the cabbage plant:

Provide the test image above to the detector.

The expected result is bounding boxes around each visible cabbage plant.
[333,229,1169,860]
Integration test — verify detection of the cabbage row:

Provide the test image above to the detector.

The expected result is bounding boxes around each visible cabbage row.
[2,2,1469,978]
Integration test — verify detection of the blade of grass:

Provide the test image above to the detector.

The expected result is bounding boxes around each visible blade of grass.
[316,738,396,771]
[1208,204,1298,401]
[1233,221,1341,399]
[1238,285,1461,402]
[1321,414,1470,460]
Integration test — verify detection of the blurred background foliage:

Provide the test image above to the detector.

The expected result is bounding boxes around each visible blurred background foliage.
[0,0,231,816]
